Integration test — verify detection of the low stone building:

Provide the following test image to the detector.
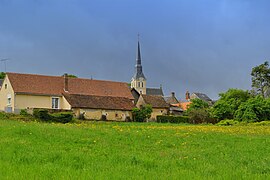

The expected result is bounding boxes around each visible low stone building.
[136,94,169,120]
[64,93,134,121]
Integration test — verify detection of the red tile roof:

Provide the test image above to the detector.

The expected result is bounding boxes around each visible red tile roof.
[64,93,135,110]
[172,102,192,111]
[7,72,134,99]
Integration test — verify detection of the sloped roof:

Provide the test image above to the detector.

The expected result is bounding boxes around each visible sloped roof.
[192,92,212,102]
[146,88,164,96]
[164,96,179,104]
[6,72,134,99]
[64,94,135,110]
[170,106,183,112]
[141,94,169,108]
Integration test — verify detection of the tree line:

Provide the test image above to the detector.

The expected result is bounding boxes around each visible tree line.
[187,61,270,123]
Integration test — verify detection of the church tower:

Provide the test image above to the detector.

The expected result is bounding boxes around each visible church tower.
[131,38,147,94]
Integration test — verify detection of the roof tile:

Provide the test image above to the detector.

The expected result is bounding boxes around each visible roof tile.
[7,72,133,99]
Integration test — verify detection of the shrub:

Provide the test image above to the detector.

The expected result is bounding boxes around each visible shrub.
[132,105,153,122]
[216,119,239,126]
[33,109,50,121]
[0,112,9,119]
[33,109,73,123]
[188,109,216,124]
[20,109,30,116]
[157,115,189,124]
[50,112,73,123]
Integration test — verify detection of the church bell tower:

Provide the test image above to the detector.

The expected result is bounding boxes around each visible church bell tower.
[131,36,147,94]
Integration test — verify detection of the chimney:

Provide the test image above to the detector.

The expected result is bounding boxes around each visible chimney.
[64,73,68,92]
[171,92,175,98]
[185,91,190,101]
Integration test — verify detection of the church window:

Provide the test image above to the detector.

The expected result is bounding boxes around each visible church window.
[142,82,143,87]
[138,82,140,87]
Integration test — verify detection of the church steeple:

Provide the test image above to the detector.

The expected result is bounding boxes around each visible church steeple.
[131,35,147,94]
[133,37,146,79]
[136,41,141,65]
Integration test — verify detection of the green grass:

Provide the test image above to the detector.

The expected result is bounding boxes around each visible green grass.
[0,119,270,179]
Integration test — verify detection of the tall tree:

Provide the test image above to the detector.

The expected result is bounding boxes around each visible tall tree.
[251,61,270,98]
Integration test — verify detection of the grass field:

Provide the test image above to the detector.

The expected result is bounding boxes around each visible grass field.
[0,119,270,179]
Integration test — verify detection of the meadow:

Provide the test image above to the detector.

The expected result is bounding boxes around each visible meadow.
[0,119,270,179]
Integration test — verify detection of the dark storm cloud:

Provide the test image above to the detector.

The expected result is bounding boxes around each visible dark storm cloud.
[0,0,270,100]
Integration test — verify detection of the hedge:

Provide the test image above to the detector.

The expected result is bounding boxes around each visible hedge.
[157,115,190,124]
[51,112,73,123]
[33,109,73,123]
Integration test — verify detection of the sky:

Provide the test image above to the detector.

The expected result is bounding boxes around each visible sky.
[0,0,270,100]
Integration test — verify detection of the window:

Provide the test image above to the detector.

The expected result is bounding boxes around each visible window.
[138,82,140,87]
[52,97,59,109]
[115,113,119,118]
[7,97,11,105]
[7,94,11,106]
[142,82,143,87]
[5,84,7,89]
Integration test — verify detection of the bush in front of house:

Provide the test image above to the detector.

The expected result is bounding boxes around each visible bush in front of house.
[33,109,51,121]
[20,109,30,116]
[157,115,189,124]
[132,104,152,122]
[50,112,73,123]
[33,109,73,123]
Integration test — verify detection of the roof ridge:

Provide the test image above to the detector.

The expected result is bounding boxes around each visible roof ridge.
[64,93,131,99]
[7,72,128,84]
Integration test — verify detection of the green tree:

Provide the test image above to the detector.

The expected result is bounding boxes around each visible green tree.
[187,98,214,124]
[211,89,251,120]
[132,104,152,122]
[0,72,6,79]
[235,96,270,122]
[187,98,209,111]
[251,61,270,98]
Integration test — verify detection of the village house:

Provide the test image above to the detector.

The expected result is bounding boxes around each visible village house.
[176,91,213,111]
[164,92,183,115]
[0,72,135,121]
[136,94,169,120]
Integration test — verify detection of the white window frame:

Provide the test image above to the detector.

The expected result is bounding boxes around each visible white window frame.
[7,94,11,106]
[52,97,60,109]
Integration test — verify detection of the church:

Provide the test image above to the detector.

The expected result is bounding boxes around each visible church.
[130,39,164,96]
[130,39,169,120]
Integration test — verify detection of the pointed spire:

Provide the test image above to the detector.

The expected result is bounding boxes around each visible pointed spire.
[136,40,141,65]
[133,34,146,80]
